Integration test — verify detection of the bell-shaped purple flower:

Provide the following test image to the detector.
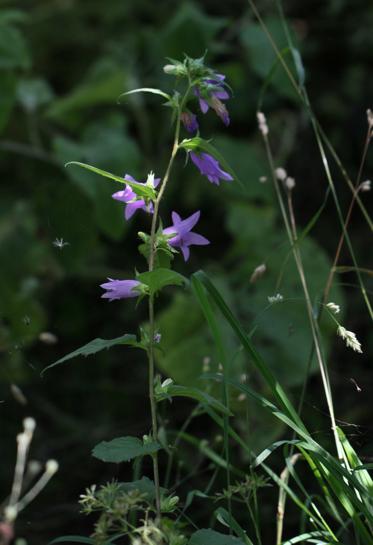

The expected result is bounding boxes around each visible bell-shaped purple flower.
[100,278,141,301]
[112,173,160,220]
[163,210,210,261]
[190,152,233,186]
[180,111,199,134]
[193,73,230,126]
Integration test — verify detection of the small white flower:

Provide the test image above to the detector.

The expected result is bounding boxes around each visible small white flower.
[268,293,283,304]
[257,111,268,136]
[337,326,362,353]
[275,167,287,181]
[161,378,173,389]
[146,171,155,187]
[360,180,371,192]
[326,302,340,314]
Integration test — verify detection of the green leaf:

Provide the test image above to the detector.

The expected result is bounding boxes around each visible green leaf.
[65,162,156,199]
[118,87,171,102]
[189,529,246,545]
[137,268,187,296]
[41,334,141,375]
[92,436,161,463]
[119,476,166,499]
[0,23,30,70]
[214,507,254,545]
[0,71,16,133]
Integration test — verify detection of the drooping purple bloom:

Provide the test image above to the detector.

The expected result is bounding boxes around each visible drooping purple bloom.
[163,211,210,261]
[193,73,230,126]
[180,111,199,133]
[112,174,160,220]
[100,278,141,301]
[190,152,233,186]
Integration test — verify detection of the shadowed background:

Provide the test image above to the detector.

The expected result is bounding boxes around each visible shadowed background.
[0,0,372,542]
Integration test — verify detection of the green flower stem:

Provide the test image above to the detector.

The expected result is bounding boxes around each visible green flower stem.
[147,85,191,519]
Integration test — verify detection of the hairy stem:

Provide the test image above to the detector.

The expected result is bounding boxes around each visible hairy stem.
[147,86,190,519]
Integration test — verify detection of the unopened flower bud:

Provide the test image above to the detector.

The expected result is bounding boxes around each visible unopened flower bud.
[257,111,268,136]
[360,180,371,192]
[4,505,17,522]
[23,417,36,433]
[250,263,266,283]
[367,108,373,128]
[285,176,295,190]
[45,459,59,475]
[275,167,287,181]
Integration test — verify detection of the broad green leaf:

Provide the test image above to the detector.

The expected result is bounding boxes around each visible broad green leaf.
[0,23,30,69]
[92,436,161,463]
[118,476,166,499]
[137,268,187,296]
[41,334,141,375]
[118,87,171,102]
[189,529,245,545]
[65,162,156,199]
[45,59,126,125]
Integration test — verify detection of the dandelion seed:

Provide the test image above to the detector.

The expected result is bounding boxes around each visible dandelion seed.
[360,180,371,192]
[53,238,70,249]
[349,378,362,392]
[257,111,268,136]
[275,167,287,181]
[326,302,340,314]
[250,263,266,283]
[337,326,362,353]
[268,293,283,304]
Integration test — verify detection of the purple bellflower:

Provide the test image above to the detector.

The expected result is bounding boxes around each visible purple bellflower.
[194,73,230,126]
[112,173,160,220]
[190,152,233,186]
[180,111,199,134]
[163,210,210,261]
[100,278,141,301]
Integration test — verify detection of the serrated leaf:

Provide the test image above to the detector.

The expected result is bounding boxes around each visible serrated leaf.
[41,334,141,375]
[92,436,161,463]
[137,268,187,296]
[189,529,246,545]
[65,162,156,199]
